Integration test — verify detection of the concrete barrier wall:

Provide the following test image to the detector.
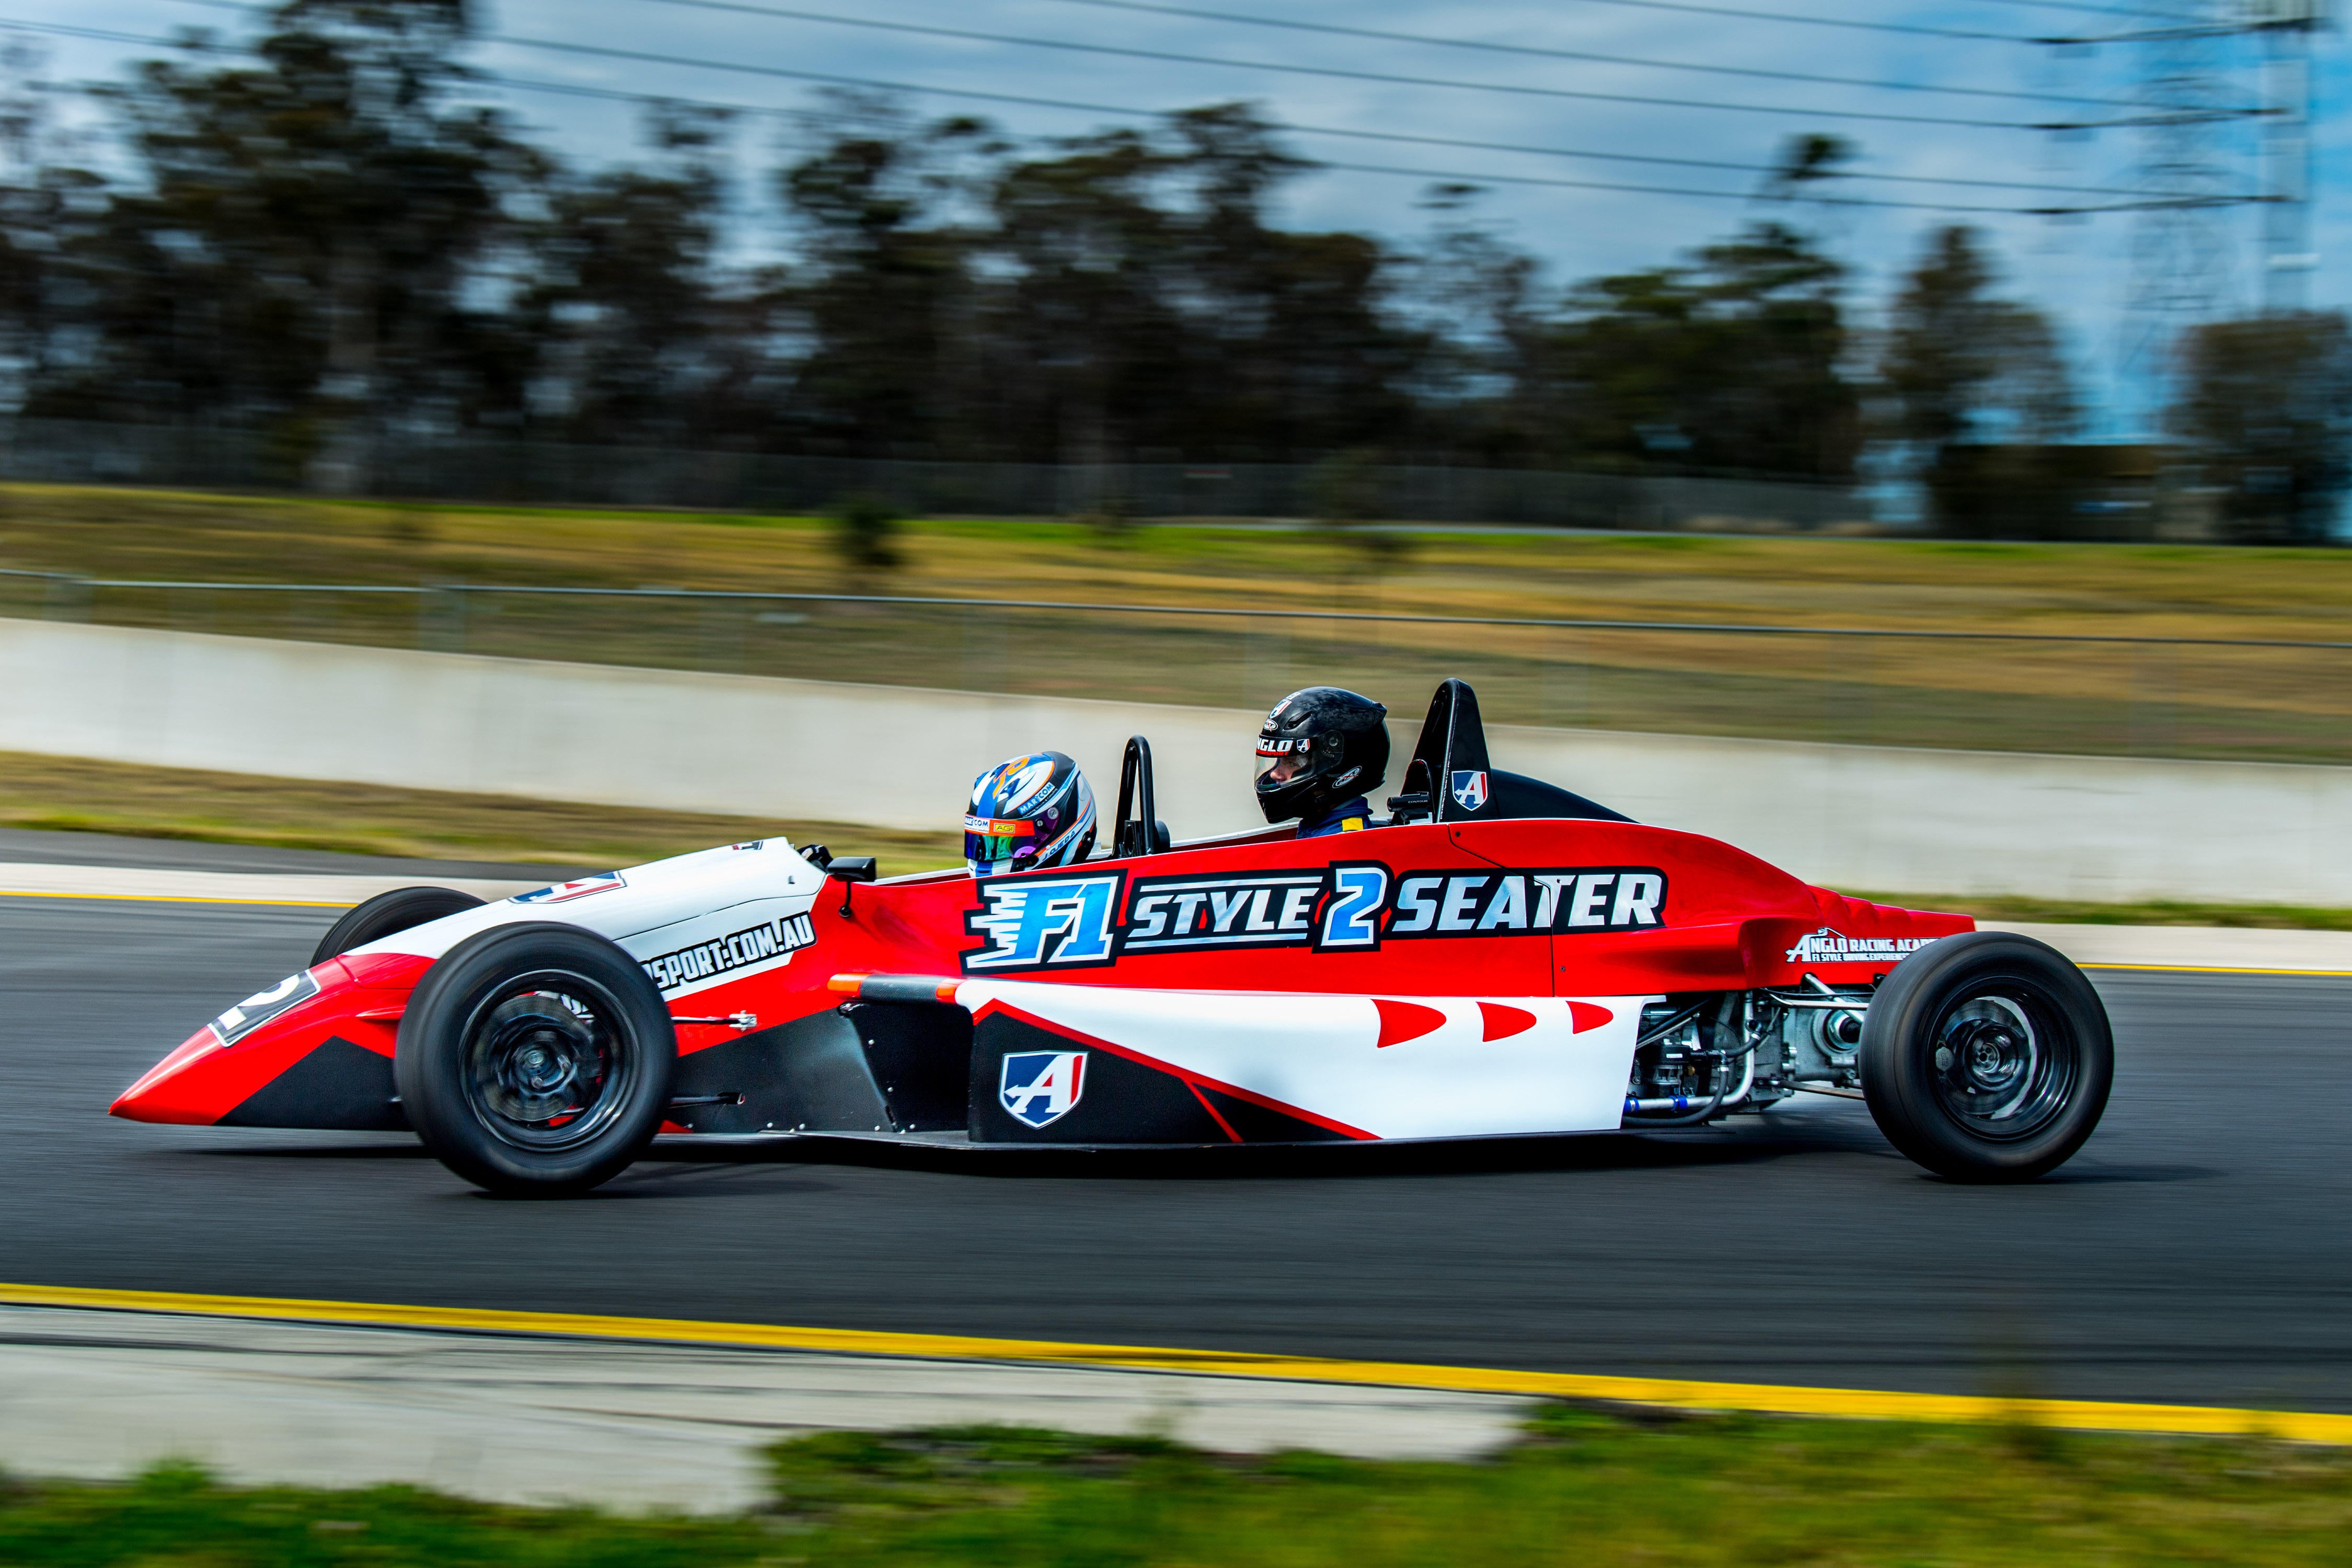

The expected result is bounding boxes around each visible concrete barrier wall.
[1,617,2343,903]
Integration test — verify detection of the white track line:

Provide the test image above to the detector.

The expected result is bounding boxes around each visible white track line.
[0,862,538,907]
[1979,920,2352,976]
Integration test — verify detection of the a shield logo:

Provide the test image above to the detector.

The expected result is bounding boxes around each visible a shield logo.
[513,871,626,904]
[999,1050,1087,1128]
[1449,769,1490,812]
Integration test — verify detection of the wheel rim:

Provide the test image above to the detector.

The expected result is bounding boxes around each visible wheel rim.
[1925,982,2078,1141]
[457,970,638,1151]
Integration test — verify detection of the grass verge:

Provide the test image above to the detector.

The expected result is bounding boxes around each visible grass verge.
[9,481,2352,765]
[7,481,2352,639]
[1866,890,2352,931]
[5,1410,2351,1565]
[0,751,965,873]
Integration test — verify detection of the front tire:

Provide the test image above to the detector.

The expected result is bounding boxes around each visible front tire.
[1860,931,2112,1183]
[394,923,674,1196]
[313,885,487,966]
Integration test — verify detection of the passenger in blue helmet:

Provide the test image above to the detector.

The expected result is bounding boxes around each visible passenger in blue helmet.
[965,752,1098,877]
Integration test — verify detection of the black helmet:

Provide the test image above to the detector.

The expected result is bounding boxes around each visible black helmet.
[1254,687,1389,825]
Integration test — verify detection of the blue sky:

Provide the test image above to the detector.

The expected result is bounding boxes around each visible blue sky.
[16,0,2348,436]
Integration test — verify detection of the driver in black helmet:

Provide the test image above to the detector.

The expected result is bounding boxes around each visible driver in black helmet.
[1254,687,1391,838]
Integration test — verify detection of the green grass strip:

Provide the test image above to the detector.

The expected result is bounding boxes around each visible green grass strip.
[6,1412,2352,1566]
[1860,890,2352,931]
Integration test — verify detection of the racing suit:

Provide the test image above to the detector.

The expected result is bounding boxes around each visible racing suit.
[1297,795,1381,838]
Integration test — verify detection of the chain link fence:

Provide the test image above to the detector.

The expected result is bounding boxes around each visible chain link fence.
[5,569,2348,767]
[0,419,1870,531]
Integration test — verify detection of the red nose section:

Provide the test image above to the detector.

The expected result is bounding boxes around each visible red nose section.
[110,953,426,1126]
[109,1027,245,1124]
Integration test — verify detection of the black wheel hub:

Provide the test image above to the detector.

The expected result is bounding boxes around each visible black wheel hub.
[505,1027,582,1098]
[461,980,635,1151]
[1946,1018,2027,1092]
[1926,987,2076,1141]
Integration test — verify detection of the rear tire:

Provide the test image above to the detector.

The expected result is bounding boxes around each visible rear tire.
[313,885,487,966]
[394,923,674,1196]
[1859,931,2112,1183]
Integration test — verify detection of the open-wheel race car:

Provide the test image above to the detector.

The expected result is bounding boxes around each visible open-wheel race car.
[113,680,2114,1194]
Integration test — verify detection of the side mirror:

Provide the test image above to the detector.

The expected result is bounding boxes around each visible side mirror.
[826,856,878,918]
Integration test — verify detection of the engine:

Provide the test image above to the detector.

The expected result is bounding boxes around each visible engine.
[1623,995,1749,1122]
[1624,977,1878,1124]
[1755,975,1875,1097]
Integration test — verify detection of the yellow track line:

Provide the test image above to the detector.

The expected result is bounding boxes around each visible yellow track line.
[2081,962,2352,977]
[5,1282,2346,1445]
[0,887,350,907]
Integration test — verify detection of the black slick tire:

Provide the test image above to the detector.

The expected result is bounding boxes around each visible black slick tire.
[1859,930,2113,1183]
[313,886,487,966]
[394,922,674,1196]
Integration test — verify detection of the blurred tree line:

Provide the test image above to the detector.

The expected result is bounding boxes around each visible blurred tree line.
[0,0,2344,538]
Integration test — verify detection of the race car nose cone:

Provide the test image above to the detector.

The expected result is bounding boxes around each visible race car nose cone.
[110,1028,228,1124]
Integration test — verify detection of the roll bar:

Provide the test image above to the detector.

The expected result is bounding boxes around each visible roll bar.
[1112,735,1172,858]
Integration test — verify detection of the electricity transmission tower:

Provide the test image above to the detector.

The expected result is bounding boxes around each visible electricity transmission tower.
[2117,1,2247,381]
[2057,2,2326,410]
[2247,0,2327,310]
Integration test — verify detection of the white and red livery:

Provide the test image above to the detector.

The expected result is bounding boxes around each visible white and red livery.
[114,681,2114,1193]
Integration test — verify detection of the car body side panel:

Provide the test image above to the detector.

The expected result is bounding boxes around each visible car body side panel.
[957,979,1653,1141]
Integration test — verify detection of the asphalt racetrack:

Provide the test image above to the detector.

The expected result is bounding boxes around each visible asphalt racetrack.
[6,886,2348,1414]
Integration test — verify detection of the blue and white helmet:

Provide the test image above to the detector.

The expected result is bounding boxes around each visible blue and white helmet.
[965,752,1097,878]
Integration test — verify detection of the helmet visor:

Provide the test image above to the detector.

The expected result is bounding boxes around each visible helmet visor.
[1254,736,1313,786]
[964,814,1036,872]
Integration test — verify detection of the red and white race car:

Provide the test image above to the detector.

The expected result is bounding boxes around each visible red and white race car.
[113,680,2114,1194]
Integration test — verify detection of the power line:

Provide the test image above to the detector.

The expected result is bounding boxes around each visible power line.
[0,18,1964,213]
[575,0,2061,130]
[0,18,207,50]
[1432,0,2032,45]
[424,67,2241,212]
[1301,157,2079,213]
[486,27,2019,134]
[491,16,2042,133]
[486,67,2161,201]
[483,71,2030,208]
[18,11,2247,209]
[468,60,2034,207]
[616,0,2107,121]
[498,20,2266,135]
[147,0,2273,131]
[1031,0,2128,106]
[122,0,2040,49]
[1965,0,2173,18]
[0,16,2051,213]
